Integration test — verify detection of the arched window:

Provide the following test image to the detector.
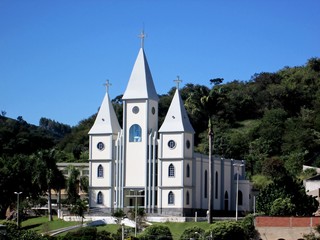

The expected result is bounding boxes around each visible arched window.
[129,124,142,142]
[186,164,190,178]
[168,191,174,204]
[238,190,243,205]
[204,170,208,198]
[168,164,175,177]
[215,171,218,199]
[97,191,103,204]
[186,191,190,205]
[97,164,103,178]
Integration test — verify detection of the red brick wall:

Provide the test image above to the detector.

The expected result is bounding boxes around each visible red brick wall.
[255,216,320,227]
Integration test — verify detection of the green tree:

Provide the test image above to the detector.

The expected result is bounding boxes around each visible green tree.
[206,220,247,240]
[241,214,258,240]
[261,157,287,179]
[3,221,52,240]
[32,149,65,221]
[80,175,89,194]
[0,154,57,219]
[257,108,287,155]
[184,84,211,145]
[70,199,88,225]
[66,165,80,204]
[251,174,272,190]
[270,197,295,216]
[257,175,318,216]
[179,226,205,240]
[62,227,97,240]
[245,137,269,176]
[96,230,114,240]
[139,225,173,240]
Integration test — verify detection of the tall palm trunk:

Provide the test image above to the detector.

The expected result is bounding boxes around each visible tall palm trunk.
[208,118,213,223]
[48,187,53,221]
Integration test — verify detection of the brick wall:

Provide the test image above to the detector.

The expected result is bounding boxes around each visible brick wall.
[255,216,320,227]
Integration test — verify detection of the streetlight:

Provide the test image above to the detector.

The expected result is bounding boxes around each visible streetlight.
[233,163,244,221]
[121,223,124,240]
[130,190,143,237]
[14,192,22,228]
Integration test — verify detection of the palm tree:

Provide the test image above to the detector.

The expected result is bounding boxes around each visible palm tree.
[32,149,65,221]
[70,199,88,225]
[185,81,221,223]
[66,165,80,205]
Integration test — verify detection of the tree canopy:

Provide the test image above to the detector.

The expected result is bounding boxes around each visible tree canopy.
[1,57,320,218]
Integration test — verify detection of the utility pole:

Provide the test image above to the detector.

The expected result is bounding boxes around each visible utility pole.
[233,163,244,221]
[207,118,213,223]
[14,192,22,228]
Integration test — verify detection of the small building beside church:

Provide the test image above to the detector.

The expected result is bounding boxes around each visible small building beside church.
[88,41,252,216]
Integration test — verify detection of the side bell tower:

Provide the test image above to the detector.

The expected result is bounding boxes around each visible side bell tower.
[157,78,195,216]
[88,80,121,212]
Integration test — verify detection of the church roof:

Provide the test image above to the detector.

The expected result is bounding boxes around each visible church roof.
[159,88,195,133]
[122,48,158,101]
[89,90,121,135]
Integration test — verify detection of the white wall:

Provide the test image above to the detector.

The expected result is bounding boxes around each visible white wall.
[238,181,252,212]
[91,161,112,187]
[91,135,113,160]
[161,161,183,186]
[125,101,147,187]
[183,133,194,158]
[161,133,184,159]
[161,188,183,208]
[305,180,320,192]
[184,160,193,186]
[90,189,112,208]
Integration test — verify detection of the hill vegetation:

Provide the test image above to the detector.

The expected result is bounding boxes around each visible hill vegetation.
[1,57,320,218]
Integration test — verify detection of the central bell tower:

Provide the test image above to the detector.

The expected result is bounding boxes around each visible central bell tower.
[122,39,159,210]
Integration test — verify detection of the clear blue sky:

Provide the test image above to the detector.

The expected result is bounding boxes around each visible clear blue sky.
[1,0,319,126]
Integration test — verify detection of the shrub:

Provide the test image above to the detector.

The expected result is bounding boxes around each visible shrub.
[62,227,97,240]
[138,225,173,240]
[207,220,247,240]
[179,226,205,240]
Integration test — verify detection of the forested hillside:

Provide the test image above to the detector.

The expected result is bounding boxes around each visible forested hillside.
[1,57,320,217]
[2,58,320,175]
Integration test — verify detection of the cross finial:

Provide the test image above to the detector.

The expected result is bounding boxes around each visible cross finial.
[103,79,112,93]
[174,76,182,89]
[138,30,146,48]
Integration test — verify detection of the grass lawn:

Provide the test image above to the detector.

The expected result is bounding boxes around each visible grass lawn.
[155,222,211,240]
[20,216,81,233]
[96,221,211,240]
[5,216,212,240]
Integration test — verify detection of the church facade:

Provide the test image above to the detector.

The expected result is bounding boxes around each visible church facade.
[88,45,252,216]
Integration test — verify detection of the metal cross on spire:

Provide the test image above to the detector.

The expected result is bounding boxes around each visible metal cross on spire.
[138,30,146,49]
[103,79,112,93]
[174,76,182,89]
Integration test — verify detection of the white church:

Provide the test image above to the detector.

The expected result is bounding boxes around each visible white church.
[88,40,252,217]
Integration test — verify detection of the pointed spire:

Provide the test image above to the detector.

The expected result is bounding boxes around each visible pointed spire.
[159,83,194,133]
[89,81,121,134]
[122,48,158,101]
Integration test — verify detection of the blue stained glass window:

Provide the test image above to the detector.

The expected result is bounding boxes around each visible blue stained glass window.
[129,124,142,142]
